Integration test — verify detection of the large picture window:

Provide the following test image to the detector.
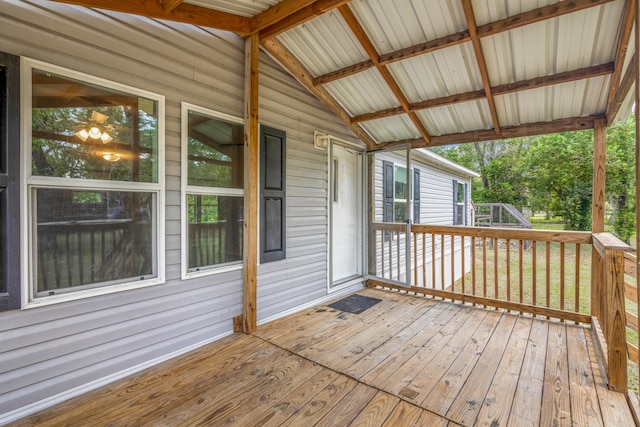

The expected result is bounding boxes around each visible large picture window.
[24,59,164,304]
[182,104,243,277]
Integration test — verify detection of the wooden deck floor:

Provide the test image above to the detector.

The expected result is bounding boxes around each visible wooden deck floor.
[12,288,635,426]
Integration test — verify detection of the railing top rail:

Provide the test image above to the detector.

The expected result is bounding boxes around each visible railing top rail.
[592,232,632,257]
[409,224,593,244]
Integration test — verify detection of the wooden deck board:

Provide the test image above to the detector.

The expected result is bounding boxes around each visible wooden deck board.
[473,317,532,426]
[11,289,633,427]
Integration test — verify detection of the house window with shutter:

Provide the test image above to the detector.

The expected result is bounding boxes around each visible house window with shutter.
[182,104,244,277]
[0,52,19,311]
[260,126,286,263]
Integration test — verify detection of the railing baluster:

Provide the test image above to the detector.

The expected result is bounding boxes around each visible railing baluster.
[413,232,418,286]
[546,241,551,314]
[380,231,385,277]
[66,232,72,285]
[388,230,393,281]
[471,236,476,302]
[560,242,565,316]
[575,243,580,314]
[396,230,401,282]
[432,233,436,288]
[422,233,426,287]
[77,230,83,285]
[90,230,95,283]
[451,234,455,292]
[532,241,537,306]
[482,237,487,298]
[441,234,445,290]
[506,239,511,304]
[494,237,499,303]
[519,240,524,308]
[461,235,466,294]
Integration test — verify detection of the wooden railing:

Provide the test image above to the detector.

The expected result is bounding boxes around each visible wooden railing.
[591,233,633,394]
[188,221,243,270]
[370,223,593,322]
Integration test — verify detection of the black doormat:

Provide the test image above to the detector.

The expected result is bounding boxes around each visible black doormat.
[328,294,382,314]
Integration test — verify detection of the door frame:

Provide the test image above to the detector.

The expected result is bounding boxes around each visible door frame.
[325,135,366,293]
[365,145,412,288]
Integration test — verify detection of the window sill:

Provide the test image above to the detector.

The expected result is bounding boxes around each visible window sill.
[22,277,165,310]
[182,263,243,281]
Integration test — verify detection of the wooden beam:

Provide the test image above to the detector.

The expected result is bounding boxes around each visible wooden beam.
[493,62,615,96]
[377,115,604,149]
[251,0,318,33]
[350,63,613,124]
[259,0,351,40]
[338,4,431,144]
[243,33,259,334]
[314,31,471,87]
[160,0,182,12]
[608,52,636,125]
[607,0,636,124]
[50,0,251,34]
[261,38,376,149]
[476,0,616,38]
[592,119,607,233]
[462,0,500,134]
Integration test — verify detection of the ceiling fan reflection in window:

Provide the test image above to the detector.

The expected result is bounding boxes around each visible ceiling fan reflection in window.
[75,110,120,162]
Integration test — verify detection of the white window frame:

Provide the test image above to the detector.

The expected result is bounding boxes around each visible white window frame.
[21,58,165,308]
[392,165,418,223]
[454,180,468,225]
[180,102,244,280]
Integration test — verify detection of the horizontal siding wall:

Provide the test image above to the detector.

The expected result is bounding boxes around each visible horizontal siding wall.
[0,0,361,417]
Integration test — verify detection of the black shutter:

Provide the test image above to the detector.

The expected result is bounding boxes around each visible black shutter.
[0,52,20,311]
[413,168,420,224]
[382,160,394,222]
[260,125,286,263]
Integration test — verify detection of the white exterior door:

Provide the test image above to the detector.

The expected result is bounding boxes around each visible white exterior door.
[330,143,363,288]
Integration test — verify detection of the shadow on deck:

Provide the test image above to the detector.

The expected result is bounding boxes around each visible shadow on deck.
[11,288,635,426]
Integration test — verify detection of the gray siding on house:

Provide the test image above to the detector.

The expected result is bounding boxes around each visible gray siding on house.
[0,0,360,417]
[372,151,473,288]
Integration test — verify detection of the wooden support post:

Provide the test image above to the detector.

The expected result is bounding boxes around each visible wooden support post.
[242,33,259,334]
[592,118,606,233]
[593,233,631,393]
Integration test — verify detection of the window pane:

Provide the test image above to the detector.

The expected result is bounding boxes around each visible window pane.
[187,110,243,188]
[31,69,159,183]
[187,194,243,270]
[457,183,465,203]
[34,188,156,295]
[394,166,407,199]
[394,201,406,223]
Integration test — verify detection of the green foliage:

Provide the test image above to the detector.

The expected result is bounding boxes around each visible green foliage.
[431,114,637,237]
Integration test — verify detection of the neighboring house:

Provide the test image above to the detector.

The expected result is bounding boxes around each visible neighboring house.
[0,1,476,420]
[372,149,478,289]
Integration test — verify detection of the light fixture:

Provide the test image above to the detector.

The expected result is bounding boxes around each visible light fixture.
[76,111,119,161]
[102,152,121,162]
[76,111,114,144]
[314,132,329,150]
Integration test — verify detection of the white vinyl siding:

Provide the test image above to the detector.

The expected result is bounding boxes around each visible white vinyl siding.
[0,0,362,419]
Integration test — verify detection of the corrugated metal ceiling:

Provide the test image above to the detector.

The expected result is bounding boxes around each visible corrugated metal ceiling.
[186,0,634,146]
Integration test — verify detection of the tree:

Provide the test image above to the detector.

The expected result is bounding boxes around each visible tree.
[606,115,636,243]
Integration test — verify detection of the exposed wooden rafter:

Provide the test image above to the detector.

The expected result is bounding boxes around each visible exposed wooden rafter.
[608,52,636,123]
[350,62,615,123]
[461,0,500,135]
[259,0,351,40]
[261,38,377,150]
[50,0,251,34]
[377,115,604,150]
[251,0,319,33]
[160,0,182,12]
[476,0,615,38]
[606,0,635,124]
[338,4,431,144]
